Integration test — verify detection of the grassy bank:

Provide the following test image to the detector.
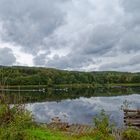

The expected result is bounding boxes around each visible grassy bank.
[1,83,140,89]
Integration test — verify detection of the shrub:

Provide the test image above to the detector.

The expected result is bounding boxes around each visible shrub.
[0,94,34,140]
[122,128,140,140]
[93,110,115,140]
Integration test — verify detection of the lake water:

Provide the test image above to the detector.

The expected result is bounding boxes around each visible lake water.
[1,87,140,127]
[23,88,140,128]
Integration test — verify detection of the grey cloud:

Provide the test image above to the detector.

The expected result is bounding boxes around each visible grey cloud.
[44,23,123,70]
[119,29,140,53]
[121,0,140,28]
[47,53,94,70]
[119,0,140,54]
[0,0,67,54]
[81,24,122,56]
[99,55,140,71]
[0,0,140,71]
[121,0,140,13]
[99,62,122,71]
[129,55,140,66]
[35,0,140,71]
[0,47,16,65]
[33,53,48,66]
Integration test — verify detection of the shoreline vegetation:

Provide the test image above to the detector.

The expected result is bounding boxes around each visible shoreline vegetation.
[1,83,140,88]
[0,95,139,140]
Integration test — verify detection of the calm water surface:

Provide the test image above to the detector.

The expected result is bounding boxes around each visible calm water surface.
[26,94,140,127]
[1,87,140,127]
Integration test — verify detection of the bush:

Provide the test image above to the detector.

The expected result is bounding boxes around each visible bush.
[93,110,115,140]
[122,128,140,140]
[0,95,34,140]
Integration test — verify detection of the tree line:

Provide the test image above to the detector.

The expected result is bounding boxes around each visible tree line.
[0,66,140,86]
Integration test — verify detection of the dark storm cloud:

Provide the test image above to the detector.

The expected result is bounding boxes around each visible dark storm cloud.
[0,0,67,54]
[0,47,16,65]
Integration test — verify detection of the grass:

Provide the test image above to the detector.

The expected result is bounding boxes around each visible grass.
[110,83,140,87]
[25,127,115,140]
[25,127,67,140]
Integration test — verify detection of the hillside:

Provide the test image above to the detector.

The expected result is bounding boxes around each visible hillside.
[0,66,140,86]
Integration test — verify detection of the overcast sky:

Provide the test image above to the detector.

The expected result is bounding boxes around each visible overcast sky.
[0,0,140,72]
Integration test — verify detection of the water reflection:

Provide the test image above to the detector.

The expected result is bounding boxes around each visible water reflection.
[26,94,140,127]
[1,87,140,103]
[1,87,140,127]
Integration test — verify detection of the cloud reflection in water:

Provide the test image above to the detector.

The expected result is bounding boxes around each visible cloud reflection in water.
[26,94,140,127]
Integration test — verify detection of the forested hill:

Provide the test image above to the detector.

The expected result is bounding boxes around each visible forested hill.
[0,66,140,86]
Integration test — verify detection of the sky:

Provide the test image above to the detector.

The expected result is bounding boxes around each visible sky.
[0,0,140,72]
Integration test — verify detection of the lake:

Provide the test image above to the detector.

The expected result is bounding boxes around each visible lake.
[1,87,140,127]
[26,94,140,127]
